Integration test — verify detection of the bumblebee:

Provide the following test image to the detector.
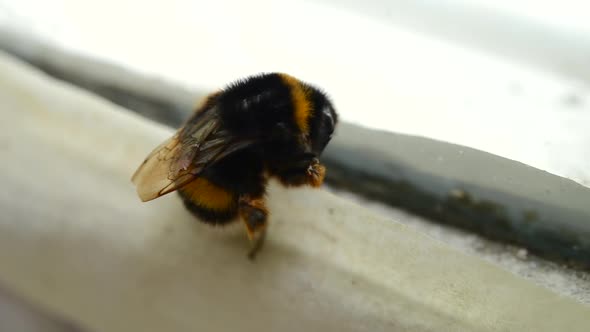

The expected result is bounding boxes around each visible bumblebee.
[131,73,338,258]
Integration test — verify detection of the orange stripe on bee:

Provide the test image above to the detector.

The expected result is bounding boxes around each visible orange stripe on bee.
[180,178,235,210]
[279,73,312,134]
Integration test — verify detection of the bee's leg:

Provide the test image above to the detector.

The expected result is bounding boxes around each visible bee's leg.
[306,158,326,187]
[247,228,266,260]
[238,195,268,260]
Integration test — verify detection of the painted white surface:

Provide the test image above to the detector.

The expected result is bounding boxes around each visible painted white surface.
[0,0,589,186]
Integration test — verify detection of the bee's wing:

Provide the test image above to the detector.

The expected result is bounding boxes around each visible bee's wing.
[131,107,255,202]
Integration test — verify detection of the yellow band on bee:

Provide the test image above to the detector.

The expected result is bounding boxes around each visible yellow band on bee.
[279,73,312,134]
[181,178,235,210]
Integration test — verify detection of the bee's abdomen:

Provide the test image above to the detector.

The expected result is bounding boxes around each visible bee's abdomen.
[178,177,238,225]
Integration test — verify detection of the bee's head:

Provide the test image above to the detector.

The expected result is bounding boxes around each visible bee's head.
[264,85,337,158]
[306,88,337,156]
[265,83,338,187]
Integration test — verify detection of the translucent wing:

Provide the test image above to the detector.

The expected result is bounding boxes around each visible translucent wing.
[131,107,255,202]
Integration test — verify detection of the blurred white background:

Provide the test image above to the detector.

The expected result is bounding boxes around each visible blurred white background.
[1,0,589,186]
